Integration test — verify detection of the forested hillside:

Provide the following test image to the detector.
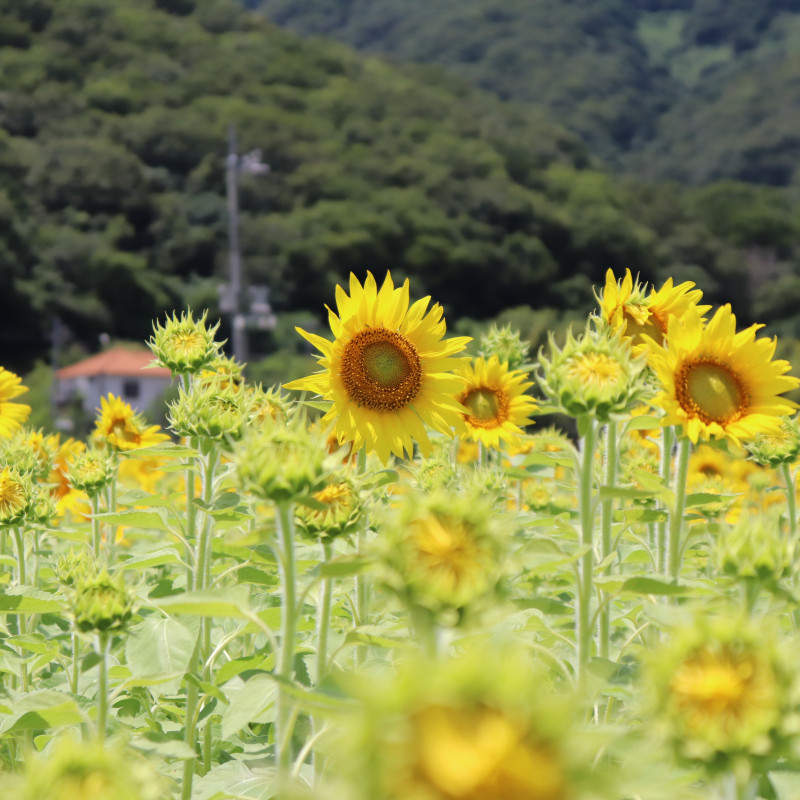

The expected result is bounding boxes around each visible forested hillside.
[251,0,800,186]
[3,0,800,375]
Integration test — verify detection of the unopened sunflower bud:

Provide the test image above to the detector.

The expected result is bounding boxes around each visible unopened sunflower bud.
[198,353,244,390]
[68,448,116,497]
[148,309,221,376]
[537,323,648,423]
[11,737,168,800]
[71,570,134,634]
[716,514,793,584]
[0,467,30,527]
[0,428,58,481]
[296,476,362,543]
[247,384,290,426]
[235,417,327,504]
[54,550,97,588]
[411,451,458,492]
[168,374,247,445]
[746,416,800,468]
[478,324,531,370]
[29,485,57,526]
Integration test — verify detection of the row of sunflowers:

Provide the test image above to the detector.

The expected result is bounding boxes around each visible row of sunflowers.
[0,269,800,800]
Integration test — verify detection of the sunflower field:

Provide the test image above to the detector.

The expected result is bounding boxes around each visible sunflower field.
[2,270,800,800]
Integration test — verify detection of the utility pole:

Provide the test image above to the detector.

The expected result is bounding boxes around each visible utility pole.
[224,125,270,366]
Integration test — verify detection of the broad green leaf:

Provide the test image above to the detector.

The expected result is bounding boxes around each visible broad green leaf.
[596,576,688,595]
[126,443,198,459]
[221,674,277,738]
[120,548,183,571]
[685,492,737,508]
[0,588,62,615]
[599,486,653,502]
[216,655,271,686]
[770,771,800,800]
[236,567,277,587]
[93,510,170,530]
[0,690,83,734]
[344,631,411,650]
[152,587,251,617]
[126,616,200,697]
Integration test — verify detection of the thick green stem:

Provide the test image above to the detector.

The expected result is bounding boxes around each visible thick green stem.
[782,463,797,541]
[181,678,200,800]
[657,426,674,572]
[317,541,334,681]
[185,451,198,590]
[354,447,369,665]
[599,420,617,660]
[276,501,298,789]
[12,527,25,586]
[576,418,599,687]
[91,494,102,561]
[70,633,80,694]
[667,437,692,580]
[96,631,110,745]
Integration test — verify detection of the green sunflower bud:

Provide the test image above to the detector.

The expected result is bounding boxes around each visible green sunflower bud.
[10,737,167,800]
[377,489,507,624]
[0,428,58,481]
[68,448,116,497]
[54,550,97,589]
[478,323,531,371]
[0,467,31,527]
[71,569,134,634]
[168,373,247,445]
[246,384,291,427]
[234,417,327,504]
[296,476,362,543]
[745,416,800,468]
[198,353,244,390]
[411,450,459,493]
[537,322,649,423]
[148,309,221,376]
[716,514,794,585]
[647,614,800,777]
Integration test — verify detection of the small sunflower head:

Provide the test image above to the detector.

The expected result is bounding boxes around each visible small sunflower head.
[745,416,800,468]
[10,736,167,800]
[296,475,362,543]
[478,323,531,371]
[198,353,244,391]
[168,373,248,446]
[94,395,169,452]
[523,478,575,514]
[377,489,507,623]
[537,323,649,423]
[148,309,221,376]
[716,513,794,586]
[28,484,57,526]
[647,614,799,775]
[234,416,327,505]
[68,448,116,497]
[0,467,31,527]
[70,569,134,634]
[0,366,31,439]
[0,428,59,481]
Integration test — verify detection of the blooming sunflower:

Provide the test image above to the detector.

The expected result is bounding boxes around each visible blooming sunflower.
[94,394,169,451]
[284,272,471,464]
[599,268,710,352]
[455,356,537,450]
[0,367,31,439]
[646,304,800,445]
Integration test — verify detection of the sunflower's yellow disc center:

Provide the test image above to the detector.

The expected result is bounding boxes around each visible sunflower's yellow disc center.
[464,389,500,421]
[460,386,509,429]
[169,330,205,356]
[567,353,623,389]
[677,360,748,425]
[340,328,422,412]
[0,479,25,516]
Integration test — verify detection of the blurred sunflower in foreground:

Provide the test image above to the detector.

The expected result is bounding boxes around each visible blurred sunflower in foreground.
[285,271,470,464]
[646,305,799,445]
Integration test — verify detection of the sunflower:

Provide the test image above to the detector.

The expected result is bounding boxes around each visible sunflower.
[0,367,31,439]
[600,268,710,353]
[284,272,470,464]
[94,394,169,451]
[646,304,799,445]
[455,356,537,450]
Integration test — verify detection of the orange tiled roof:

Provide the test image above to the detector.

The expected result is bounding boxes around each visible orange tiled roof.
[56,347,172,379]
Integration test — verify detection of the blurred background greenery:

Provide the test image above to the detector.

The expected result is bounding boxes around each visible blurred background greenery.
[5,0,800,429]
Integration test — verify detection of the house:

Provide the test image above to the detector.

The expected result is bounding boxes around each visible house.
[55,346,173,416]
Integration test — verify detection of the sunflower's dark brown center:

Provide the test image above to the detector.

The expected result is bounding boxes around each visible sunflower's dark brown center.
[460,386,509,429]
[675,358,749,426]
[340,328,422,411]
